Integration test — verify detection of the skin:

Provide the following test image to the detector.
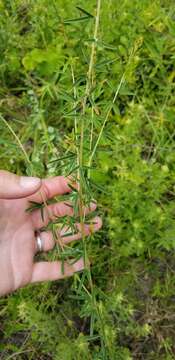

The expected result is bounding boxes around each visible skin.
[0,171,102,296]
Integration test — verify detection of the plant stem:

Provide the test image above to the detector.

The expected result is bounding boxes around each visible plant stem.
[89,43,141,165]
[78,0,101,267]
[0,114,31,166]
[89,73,125,167]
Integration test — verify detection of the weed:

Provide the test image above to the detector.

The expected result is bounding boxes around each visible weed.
[0,0,175,359]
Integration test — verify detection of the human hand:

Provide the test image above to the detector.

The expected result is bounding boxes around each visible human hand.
[0,170,102,296]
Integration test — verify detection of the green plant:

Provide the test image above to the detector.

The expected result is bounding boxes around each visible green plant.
[0,0,175,359]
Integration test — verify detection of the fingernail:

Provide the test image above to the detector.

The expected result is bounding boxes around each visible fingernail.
[73,258,84,272]
[90,201,97,210]
[94,216,102,229]
[20,176,41,189]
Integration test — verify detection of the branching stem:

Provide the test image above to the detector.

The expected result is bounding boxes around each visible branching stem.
[78,0,101,267]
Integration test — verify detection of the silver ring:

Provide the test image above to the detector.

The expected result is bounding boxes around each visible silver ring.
[36,232,43,252]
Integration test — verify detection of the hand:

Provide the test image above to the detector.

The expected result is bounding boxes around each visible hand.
[0,170,102,296]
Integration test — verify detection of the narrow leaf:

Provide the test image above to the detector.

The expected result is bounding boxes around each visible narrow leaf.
[64,16,90,24]
[76,6,94,18]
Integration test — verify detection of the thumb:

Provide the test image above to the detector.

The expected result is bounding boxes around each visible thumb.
[0,170,42,199]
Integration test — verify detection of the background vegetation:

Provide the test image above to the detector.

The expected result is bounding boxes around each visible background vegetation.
[0,0,175,358]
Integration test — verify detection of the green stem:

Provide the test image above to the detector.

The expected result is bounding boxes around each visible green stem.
[0,114,31,166]
[79,0,101,267]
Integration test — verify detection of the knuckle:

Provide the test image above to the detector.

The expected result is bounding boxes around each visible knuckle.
[41,182,50,200]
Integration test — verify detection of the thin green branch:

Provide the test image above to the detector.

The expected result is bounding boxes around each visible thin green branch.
[0,114,31,165]
[79,0,101,226]
[89,73,125,166]
[89,45,138,166]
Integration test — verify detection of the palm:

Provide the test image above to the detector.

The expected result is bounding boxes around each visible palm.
[0,197,35,293]
[0,176,101,296]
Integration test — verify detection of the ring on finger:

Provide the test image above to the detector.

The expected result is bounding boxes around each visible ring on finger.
[35,231,44,252]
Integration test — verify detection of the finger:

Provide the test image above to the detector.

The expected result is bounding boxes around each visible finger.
[0,170,41,199]
[35,216,102,253]
[28,176,74,203]
[60,216,102,243]
[35,231,55,253]
[31,258,84,283]
[31,200,97,229]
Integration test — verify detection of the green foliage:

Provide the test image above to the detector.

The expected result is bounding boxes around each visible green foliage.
[22,47,63,75]
[1,0,175,359]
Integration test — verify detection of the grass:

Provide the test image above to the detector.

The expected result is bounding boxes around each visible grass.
[0,0,175,359]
